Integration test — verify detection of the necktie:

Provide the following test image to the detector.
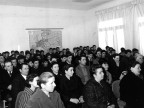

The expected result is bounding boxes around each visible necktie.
[9,71,12,77]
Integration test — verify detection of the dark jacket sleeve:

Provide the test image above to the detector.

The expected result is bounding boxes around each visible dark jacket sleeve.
[12,77,21,100]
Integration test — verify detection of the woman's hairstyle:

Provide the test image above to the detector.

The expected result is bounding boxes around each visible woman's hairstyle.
[26,74,38,88]
[63,64,74,71]
[112,53,119,58]
[38,72,54,88]
[91,64,103,75]
[50,61,59,68]
[130,61,140,68]
[99,59,108,66]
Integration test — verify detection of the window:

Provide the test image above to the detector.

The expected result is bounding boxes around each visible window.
[98,18,125,53]
[138,17,144,55]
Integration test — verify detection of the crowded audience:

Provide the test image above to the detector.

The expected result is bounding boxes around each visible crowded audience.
[0,45,144,108]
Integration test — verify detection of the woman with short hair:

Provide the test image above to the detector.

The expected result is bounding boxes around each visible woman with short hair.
[120,61,144,108]
[27,72,65,108]
[60,64,84,108]
[83,64,117,108]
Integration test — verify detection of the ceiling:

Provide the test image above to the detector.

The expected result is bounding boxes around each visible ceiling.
[0,0,114,10]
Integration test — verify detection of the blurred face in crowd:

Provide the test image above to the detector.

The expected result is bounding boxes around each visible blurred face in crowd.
[28,61,33,67]
[26,54,31,59]
[126,52,131,58]
[102,52,106,58]
[61,57,67,62]
[30,49,34,54]
[0,56,5,63]
[65,67,74,78]
[29,76,39,88]
[136,55,144,64]
[42,77,56,93]
[5,62,13,72]
[43,61,48,67]
[102,63,109,71]
[131,64,141,76]
[113,55,120,62]
[67,56,72,64]
[96,51,101,58]
[79,57,86,66]
[47,55,51,61]
[34,61,39,68]
[19,58,25,64]
[20,64,29,76]
[51,64,59,75]
[94,68,104,82]
[11,59,17,67]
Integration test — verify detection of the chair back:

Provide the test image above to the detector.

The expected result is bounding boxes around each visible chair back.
[112,80,120,98]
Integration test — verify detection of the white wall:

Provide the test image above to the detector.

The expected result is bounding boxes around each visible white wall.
[0,0,134,53]
[0,5,87,53]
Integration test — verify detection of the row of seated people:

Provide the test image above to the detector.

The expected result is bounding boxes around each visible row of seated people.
[0,45,144,108]
[13,61,144,108]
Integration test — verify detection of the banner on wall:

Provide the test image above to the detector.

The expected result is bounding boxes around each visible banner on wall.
[26,28,63,53]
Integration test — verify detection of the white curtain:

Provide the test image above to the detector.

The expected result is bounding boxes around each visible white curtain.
[95,0,144,54]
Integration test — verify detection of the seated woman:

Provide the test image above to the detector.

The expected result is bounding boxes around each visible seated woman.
[15,74,39,108]
[51,61,62,93]
[120,61,144,108]
[83,64,117,108]
[27,72,65,108]
[99,59,112,85]
[60,64,84,108]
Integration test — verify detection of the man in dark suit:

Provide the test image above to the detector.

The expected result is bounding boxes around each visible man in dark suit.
[0,60,18,100]
[11,63,29,108]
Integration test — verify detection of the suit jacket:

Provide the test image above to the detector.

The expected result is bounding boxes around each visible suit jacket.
[11,74,27,108]
[75,65,91,85]
[0,68,18,90]
[27,89,65,108]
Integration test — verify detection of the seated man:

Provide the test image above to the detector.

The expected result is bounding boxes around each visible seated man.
[27,72,65,108]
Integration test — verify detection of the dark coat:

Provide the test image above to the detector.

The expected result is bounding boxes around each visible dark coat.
[0,68,19,100]
[27,89,65,108]
[0,68,18,90]
[11,74,27,108]
[83,78,117,108]
[60,75,83,108]
[120,72,144,108]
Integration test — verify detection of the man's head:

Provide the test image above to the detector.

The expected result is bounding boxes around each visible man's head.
[0,54,5,63]
[11,57,17,67]
[19,63,29,76]
[135,54,144,64]
[5,60,13,72]
[66,53,73,64]
[78,55,87,66]
[33,59,39,69]
[91,64,104,82]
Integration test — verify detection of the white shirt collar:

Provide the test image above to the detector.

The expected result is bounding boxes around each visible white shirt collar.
[21,74,27,80]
